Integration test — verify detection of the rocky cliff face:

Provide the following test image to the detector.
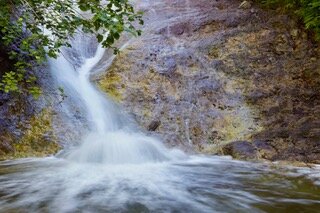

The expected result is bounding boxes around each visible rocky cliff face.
[98,0,320,163]
[1,0,319,163]
[0,48,88,159]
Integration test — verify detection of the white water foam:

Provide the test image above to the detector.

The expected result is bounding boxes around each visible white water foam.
[49,33,185,164]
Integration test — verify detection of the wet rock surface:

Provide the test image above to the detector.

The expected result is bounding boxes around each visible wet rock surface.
[222,141,258,160]
[0,48,85,159]
[98,0,320,163]
[0,87,62,159]
[0,0,319,163]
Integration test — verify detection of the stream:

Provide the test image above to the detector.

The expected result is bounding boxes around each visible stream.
[0,156,320,212]
[0,29,320,213]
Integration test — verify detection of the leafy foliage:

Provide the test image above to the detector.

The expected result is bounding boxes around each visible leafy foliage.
[256,0,320,40]
[0,0,143,97]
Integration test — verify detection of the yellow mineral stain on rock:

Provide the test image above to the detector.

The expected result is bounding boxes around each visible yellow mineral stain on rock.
[11,108,60,159]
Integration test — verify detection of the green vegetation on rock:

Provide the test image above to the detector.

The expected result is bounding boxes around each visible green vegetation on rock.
[13,108,60,158]
[0,0,143,97]
[256,0,320,40]
[99,69,124,102]
[0,108,60,160]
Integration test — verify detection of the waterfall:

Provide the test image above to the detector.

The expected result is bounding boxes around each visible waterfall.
[49,33,185,164]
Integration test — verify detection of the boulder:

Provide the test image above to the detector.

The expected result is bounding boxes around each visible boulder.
[222,141,258,160]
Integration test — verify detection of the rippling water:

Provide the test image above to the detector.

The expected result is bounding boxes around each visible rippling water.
[2,9,319,212]
[0,156,319,213]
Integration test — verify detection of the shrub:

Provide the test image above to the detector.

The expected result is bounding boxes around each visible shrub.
[256,0,320,40]
[0,0,143,97]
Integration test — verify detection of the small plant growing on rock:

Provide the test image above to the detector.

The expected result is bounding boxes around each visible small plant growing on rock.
[0,0,143,97]
[256,0,320,40]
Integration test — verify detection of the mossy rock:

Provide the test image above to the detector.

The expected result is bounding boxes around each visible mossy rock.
[2,108,61,160]
[99,68,124,102]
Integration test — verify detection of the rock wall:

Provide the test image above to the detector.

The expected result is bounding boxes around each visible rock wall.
[0,48,87,159]
[98,0,320,163]
[0,49,61,159]
[1,0,319,163]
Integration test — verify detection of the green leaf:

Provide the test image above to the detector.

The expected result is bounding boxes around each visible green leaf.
[0,0,144,95]
[97,34,104,42]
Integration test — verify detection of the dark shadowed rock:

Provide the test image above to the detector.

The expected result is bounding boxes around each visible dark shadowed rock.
[0,135,14,154]
[222,141,258,160]
[170,22,190,36]
[253,140,276,159]
[148,120,161,131]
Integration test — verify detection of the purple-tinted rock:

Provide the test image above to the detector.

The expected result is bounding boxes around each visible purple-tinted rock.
[222,141,258,160]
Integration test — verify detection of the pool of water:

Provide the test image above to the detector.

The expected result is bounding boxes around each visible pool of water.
[0,156,319,213]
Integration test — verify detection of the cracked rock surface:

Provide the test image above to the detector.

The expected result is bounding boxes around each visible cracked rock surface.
[98,0,320,163]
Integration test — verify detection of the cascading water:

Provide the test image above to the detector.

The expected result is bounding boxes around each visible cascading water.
[49,33,184,164]
[0,14,320,213]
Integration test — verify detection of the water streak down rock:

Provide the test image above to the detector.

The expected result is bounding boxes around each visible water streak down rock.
[48,32,186,164]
